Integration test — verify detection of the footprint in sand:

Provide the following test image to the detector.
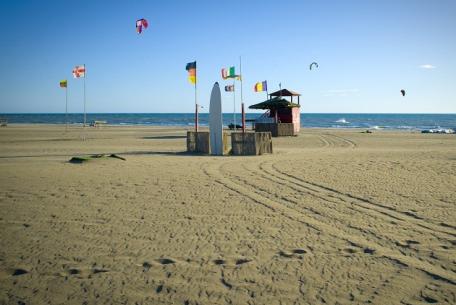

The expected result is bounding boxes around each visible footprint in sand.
[92,268,109,274]
[343,247,359,254]
[157,258,175,265]
[64,267,109,278]
[156,284,164,293]
[235,258,251,265]
[68,268,80,275]
[343,246,375,255]
[142,261,152,272]
[212,258,251,266]
[279,249,307,258]
[12,268,29,276]
[406,240,420,245]
[293,249,307,254]
[363,247,375,254]
[213,259,226,265]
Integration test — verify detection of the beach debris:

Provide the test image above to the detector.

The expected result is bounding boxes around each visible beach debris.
[136,18,148,34]
[401,89,406,96]
[309,62,319,70]
[361,130,373,133]
[69,154,126,163]
[90,120,107,127]
[109,154,126,160]
[228,123,242,130]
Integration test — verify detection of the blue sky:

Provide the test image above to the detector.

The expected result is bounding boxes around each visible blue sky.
[0,0,455,113]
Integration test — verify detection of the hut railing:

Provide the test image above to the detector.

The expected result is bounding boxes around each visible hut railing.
[255,110,274,123]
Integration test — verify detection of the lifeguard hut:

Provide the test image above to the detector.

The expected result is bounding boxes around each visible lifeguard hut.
[249,89,301,136]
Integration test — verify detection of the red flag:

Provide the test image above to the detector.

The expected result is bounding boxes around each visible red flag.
[72,65,85,78]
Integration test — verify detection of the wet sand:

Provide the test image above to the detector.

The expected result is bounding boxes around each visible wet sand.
[0,125,455,304]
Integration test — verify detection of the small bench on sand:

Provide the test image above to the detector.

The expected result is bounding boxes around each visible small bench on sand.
[0,118,7,127]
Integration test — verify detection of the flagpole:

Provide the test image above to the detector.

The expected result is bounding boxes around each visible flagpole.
[239,56,245,133]
[195,80,198,133]
[65,84,68,132]
[83,64,86,129]
[233,79,236,130]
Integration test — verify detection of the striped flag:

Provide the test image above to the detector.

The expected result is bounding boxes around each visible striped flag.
[60,80,67,88]
[254,81,267,92]
[72,65,85,78]
[185,61,196,84]
[224,85,234,92]
[221,66,236,79]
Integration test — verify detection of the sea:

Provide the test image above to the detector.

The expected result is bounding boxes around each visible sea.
[1,113,455,131]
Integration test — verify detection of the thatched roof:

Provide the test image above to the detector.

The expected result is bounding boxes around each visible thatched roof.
[249,97,300,110]
[269,89,301,97]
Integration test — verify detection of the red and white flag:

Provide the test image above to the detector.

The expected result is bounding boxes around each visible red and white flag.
[72,65,85,78]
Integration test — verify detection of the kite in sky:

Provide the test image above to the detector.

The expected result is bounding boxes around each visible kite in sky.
[136,18,148,34]
[401,89,406,96]
[309,62,319,70]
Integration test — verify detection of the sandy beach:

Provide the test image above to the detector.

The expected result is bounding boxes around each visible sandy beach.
[0,124,455,305]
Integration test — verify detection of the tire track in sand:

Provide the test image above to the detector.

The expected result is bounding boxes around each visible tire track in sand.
[323,133,357,148]
[264,161,455,239]
[317,135,331,148]
[232,161,454,270]
[319,133,357,148]
[201,161,456,285]
[230,161,453,269]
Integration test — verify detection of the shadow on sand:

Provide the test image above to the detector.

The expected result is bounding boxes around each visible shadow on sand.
[141,135,187,140]
[0,150,202,160]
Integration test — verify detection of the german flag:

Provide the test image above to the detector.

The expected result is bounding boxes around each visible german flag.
[185,61,196,84]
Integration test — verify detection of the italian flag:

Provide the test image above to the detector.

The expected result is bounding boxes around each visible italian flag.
[221,66,236,79]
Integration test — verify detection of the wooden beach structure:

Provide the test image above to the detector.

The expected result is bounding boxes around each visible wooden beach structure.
[249,89,301,137]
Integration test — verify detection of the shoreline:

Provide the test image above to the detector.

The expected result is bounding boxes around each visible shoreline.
[1,123,439,132]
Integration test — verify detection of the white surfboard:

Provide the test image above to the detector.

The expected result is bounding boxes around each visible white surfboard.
[209,82,223,155]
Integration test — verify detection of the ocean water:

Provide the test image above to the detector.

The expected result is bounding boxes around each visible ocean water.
[0,113,455,130]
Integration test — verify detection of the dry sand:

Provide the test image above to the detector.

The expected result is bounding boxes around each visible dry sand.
[0,124,455,305]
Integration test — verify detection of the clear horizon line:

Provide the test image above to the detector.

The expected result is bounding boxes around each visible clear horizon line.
[1,112,456,115]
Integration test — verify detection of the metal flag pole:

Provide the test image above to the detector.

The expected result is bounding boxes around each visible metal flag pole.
[83,64,86,128]
[195,64,198,132]
[233,79,236,130]
[65,84,68,132]
[239,56,245,132]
